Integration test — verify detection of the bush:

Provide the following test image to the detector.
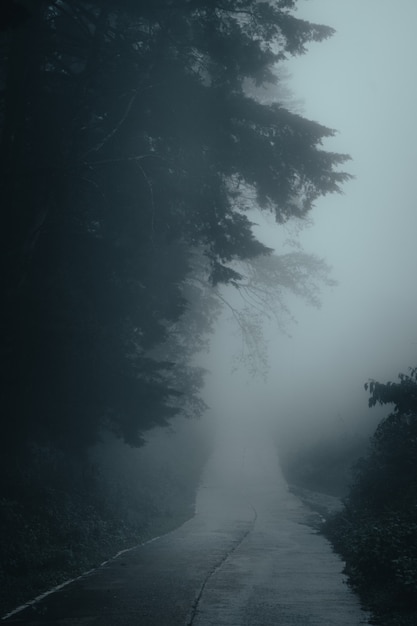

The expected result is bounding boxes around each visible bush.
[324,368,417,625]
[0,427,208,617]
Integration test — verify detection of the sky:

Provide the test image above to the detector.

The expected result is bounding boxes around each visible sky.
[201,0,417,448]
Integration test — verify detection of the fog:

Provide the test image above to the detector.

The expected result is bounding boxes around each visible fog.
[197,0,417,453]
[89,0,417,490]
[5,3,417,618]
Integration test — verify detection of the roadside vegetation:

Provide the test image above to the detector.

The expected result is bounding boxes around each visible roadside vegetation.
[283,369,417,626]
[324,368,417,626]
[0,424,210,617]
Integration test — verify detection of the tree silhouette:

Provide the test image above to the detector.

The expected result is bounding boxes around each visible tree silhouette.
[0,0,350,449]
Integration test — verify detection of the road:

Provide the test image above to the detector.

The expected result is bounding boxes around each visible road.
[3,424,370,625]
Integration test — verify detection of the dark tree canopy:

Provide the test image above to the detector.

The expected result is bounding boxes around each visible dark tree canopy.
[0,0,350,450]
[365,367,417,415]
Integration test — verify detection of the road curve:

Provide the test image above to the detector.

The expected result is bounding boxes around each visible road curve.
[3,425,370,625]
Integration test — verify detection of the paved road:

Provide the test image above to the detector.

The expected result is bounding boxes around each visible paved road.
[3,425,370,625]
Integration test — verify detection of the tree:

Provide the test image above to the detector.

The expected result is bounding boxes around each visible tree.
[0,0,351,451]
[213,250,336,376]
[0,3,356,609]
[324,368,417,621]
[365,367,417,415]
[359,368,417,508]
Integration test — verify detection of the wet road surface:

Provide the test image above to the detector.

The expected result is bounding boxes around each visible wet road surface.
[3,425,370,625]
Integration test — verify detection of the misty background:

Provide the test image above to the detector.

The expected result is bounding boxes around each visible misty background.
[201,0,417,452]
[2,0,417,619]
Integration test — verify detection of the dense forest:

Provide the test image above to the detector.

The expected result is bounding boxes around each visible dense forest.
[0,0,352,615]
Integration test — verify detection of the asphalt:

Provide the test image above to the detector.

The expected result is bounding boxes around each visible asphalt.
[3,425,370,625]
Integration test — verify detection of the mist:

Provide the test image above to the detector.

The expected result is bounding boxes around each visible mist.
[196,0,417,458]
[2,1,417,622]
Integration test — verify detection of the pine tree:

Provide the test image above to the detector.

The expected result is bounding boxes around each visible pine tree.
[0,1,350,448]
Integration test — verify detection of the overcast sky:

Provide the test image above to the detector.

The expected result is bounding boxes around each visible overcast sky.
[203,0,417,446]
[276,0,417,438]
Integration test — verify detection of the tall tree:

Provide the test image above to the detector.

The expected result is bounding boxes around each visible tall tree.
[0,0,350,450]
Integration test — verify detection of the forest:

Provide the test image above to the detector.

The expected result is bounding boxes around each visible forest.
[0,0,351,613]
[1,1,415,624]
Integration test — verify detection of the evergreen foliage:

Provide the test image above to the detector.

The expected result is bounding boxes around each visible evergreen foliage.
[0,1,351,613]
[0,0,350,450]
